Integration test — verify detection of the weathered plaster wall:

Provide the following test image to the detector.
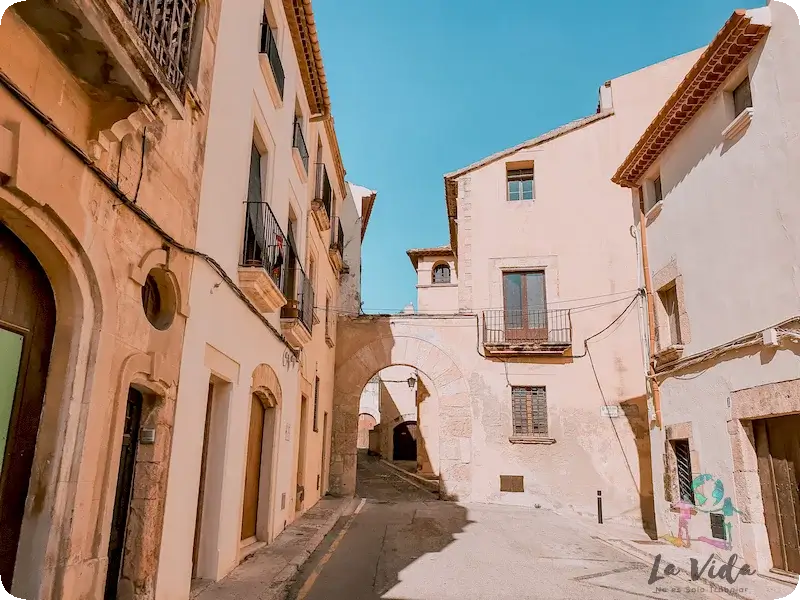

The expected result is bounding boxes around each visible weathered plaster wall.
[0,2,220,598]
[640,3,800,571]
[340,182,374,316]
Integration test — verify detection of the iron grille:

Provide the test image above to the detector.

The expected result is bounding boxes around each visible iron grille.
[123,0,197,92]
[260,16,285,98]
[293,119,309,171]
[313,163,333,219]
[511,387,548,437]
[673,440,695,504]
[483,308,571,346]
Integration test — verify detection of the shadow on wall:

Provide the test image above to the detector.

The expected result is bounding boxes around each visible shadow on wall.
[621,394,657,539]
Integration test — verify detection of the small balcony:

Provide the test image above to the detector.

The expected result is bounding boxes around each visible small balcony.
[13,0,197,122]
[281,260,314,348]
[312,163,333,231]
[329,216,344,273]
[259,19,285,106]
[482,308,572,357]
[292,120,309,178]
[238,201,288,313]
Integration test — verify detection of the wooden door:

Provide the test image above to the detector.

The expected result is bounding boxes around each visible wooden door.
[192,382,215,577]
[295,396,308,513]
[105,389,143,599]
[0,224,56,587]
[503,271,548,343]
[320,412,328,495]
[241,395,264,541]
[756,415,800,574]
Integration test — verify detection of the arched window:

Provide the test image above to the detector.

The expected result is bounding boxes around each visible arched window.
[432,263,451,284]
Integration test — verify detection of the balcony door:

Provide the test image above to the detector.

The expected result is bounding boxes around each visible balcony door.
[503,271,548,342]
[244,143,266,267]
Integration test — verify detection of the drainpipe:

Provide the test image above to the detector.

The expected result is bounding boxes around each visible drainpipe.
[637,192,662,429]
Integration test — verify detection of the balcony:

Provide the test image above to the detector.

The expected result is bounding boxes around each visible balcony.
[280,260,314,348]
[13,0,197,123]
[482,308,572,357]
[292,120,309,178]
[259,20,285,106]
[238,201,288,313]
[311,163,333,231]
[329,216,344,273]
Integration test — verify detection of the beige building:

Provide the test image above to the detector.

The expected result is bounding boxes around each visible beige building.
[332,49,704,528]
[157,1,359,598]
[0,1,219,599]
[614,3,800,576]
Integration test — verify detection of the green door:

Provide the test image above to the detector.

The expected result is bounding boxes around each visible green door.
[0,328,24,475]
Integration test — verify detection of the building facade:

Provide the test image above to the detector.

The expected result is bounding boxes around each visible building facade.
[154,1,355,598]
[0,1,219,598]
[614,3,800,575]
[332,50,705,526]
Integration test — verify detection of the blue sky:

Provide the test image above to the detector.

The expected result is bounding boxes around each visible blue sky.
[313,0,750,314]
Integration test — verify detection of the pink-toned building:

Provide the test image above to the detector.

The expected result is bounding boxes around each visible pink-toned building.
[614,3,800,575]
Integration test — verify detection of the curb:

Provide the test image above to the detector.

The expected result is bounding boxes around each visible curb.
[264,496,358,600]
[378,459,440,494]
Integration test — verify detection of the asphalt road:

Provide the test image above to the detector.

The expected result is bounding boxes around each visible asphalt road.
[287,454,722,600]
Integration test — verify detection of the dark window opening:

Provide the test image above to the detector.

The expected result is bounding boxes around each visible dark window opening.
[733,77,752,117]
[432,263,451,284]
[673,439,695,504]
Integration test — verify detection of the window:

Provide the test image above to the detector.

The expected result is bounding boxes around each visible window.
[672,439,695,504]
[432,263,451,284]
[659,284,681,346]
[325,296,331,339]
[292,107,309,171]
[259,10,285,98]
[503,271,547,341]
[313,376,320,432]
[511,386,548,437]
[733,77,752,117]
[652,176,663,205]
[507,166,535,202]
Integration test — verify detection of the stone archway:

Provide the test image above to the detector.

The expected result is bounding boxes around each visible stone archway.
[331,333,472,501]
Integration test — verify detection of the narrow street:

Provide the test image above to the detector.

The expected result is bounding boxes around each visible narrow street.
[287,454,721,600]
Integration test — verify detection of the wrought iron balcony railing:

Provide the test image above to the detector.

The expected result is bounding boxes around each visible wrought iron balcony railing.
[293,120,309,172]
[259,20,285,98]
[313,163,333,219]
[282,260,314,333]
[482,308,572,348]
[123,0,197,92]
[241,201,286,291]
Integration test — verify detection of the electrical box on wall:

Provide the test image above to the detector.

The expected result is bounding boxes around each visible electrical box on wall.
[140,428,156,445]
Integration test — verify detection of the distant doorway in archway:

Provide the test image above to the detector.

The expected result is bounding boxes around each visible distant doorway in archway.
[393,422,417,461]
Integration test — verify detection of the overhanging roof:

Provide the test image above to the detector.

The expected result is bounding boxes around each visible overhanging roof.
[613,9,771,188]
[406,246,454,269]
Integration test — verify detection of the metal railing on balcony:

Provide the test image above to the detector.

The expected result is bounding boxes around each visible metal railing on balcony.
[482,308,572,346]
[330,216,344,252]
[259,20,285,98]
[313,163,333,218]
[123,0,197,92]
[282,260,314,333]
[241,201,286,291]
[292,120,309,172]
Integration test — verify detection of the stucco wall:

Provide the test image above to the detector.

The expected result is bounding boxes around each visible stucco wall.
[639,3,800,570]
[416,255,459,313]
[157,0,342,597]
[340,182,374,316]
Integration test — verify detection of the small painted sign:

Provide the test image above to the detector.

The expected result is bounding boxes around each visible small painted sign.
[601,405,621,418]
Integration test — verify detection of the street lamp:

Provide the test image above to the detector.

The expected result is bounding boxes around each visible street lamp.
[407,375,416,388]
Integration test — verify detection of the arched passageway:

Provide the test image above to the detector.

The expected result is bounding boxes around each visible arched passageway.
[393,421,417,461]
[332,321,472,501]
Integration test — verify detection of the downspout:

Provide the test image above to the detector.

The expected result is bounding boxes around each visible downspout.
[637,192,662,429]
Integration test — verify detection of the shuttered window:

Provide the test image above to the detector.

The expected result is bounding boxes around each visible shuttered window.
[673,439,695,504]
[511,386,548,437]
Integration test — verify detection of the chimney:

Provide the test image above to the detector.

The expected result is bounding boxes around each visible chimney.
[598,81,613,112]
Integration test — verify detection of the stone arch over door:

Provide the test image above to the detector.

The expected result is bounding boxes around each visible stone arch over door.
[331,334,472,500]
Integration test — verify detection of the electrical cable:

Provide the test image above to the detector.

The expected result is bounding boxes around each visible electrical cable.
[0,68,300,359]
